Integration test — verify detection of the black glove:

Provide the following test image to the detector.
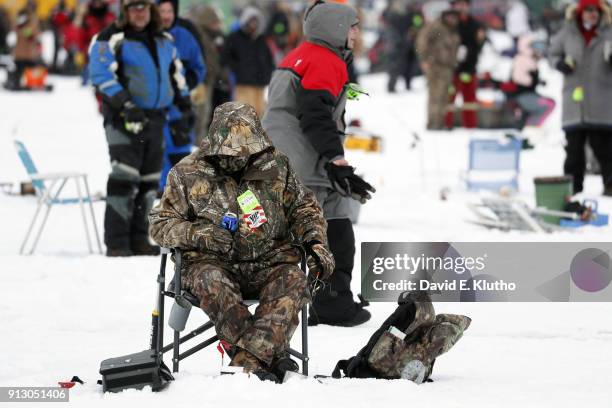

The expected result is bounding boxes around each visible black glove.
[121,101,146,134]
[181,107,196,129]
[325,162,376,203]
[176,95,193,115]
[176,94,195,128]
[556,58,575,75]
[169,118,192,147]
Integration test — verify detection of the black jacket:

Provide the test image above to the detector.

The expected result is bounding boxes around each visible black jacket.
[457,16,484,74]
[223,29,274,86]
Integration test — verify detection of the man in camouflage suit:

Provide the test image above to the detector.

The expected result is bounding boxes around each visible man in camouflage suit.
[416,5,461,130]
[149,102,334,382]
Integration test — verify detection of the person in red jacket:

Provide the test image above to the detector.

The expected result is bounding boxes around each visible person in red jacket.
[50,0,73,72]
[263,1,375,327]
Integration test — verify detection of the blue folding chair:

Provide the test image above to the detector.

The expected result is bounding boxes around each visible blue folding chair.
[14,140,103,255]
[465,138,521,192]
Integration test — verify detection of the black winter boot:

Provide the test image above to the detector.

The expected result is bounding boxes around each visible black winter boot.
[308,219,371,327]
[106,248,133,257]
[270,355,299,381]
[131,241,160,256]
[252,370,280,383]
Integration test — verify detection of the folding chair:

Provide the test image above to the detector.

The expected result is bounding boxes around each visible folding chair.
[465,138,521,192]
[13,140,102,255]
[153,247,310,376]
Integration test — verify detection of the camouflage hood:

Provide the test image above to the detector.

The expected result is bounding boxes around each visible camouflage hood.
[200,102,274,158]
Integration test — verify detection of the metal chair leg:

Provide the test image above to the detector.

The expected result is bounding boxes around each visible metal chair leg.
[74,176,93,253]
[173,250,183,373]
[29,178,68,255]
[301,305,309,375]
[156,253,167,357]
[20,199,44,255]
[28,204,53,255]
[20,178,59,255]
[299,246,309,375]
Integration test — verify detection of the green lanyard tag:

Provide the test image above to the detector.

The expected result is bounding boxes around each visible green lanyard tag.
[237,190,267,230]
[237,190,260,214]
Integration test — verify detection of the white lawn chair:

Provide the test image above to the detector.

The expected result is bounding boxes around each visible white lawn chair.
[14,140,102,254]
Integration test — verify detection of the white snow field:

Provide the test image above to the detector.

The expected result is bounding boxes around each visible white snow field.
[1,72,611,408]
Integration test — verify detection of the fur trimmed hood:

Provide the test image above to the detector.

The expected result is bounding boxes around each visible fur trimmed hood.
[565,0,612,25]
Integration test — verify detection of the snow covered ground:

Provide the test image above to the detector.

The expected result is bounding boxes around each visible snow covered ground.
[1,72,611,407]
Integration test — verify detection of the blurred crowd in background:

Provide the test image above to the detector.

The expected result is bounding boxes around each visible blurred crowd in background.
[0,0,583,91]
[1,0,611,210]
[0,0,590,133]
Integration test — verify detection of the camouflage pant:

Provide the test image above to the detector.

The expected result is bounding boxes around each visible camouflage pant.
[183,262,309,364]
[426,68,454,130]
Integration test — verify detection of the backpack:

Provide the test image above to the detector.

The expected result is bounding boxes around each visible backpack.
[331,291,470,383]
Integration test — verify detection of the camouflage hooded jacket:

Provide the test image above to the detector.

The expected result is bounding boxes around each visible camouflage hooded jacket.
[149,102,328,266]
[416,18,461,69]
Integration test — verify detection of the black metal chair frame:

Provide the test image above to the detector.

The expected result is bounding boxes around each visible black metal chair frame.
[153,247,310,375]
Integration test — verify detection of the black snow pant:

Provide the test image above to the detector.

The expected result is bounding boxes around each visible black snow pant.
[103,112,165,251]
[310,218,357,321]
[5,60,36,89]
[387,41,418,92]
[563,128,612,193]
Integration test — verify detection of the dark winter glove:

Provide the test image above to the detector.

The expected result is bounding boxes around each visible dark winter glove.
[176,95,196,131]
[182,107,196,129]
[176,95,193,115]
[556,56,575,75]
[169,117,192,147]
[325,162,376,204]
[121,101,147,134]
[190,222,234,254]
[304,241,335,282]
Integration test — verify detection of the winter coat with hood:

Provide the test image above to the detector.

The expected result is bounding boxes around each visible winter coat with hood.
[149,102,328,268]
[550,0,612,130]
[223,6,275,86]
[189,5,228,89]
[416,16,461,70]
[159,0,206,90]
[262,1,358,188]
[89,0,189,117]
[456,14,485,75]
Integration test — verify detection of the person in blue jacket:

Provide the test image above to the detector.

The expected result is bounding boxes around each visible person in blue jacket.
[158,0,206,193]
[89,0,191,257]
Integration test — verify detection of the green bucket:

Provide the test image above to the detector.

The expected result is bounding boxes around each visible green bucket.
[534,176,573,224]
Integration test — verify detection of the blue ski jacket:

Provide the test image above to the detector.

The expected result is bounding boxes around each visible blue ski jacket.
[89,24,189,112]
[169,18,206,90]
